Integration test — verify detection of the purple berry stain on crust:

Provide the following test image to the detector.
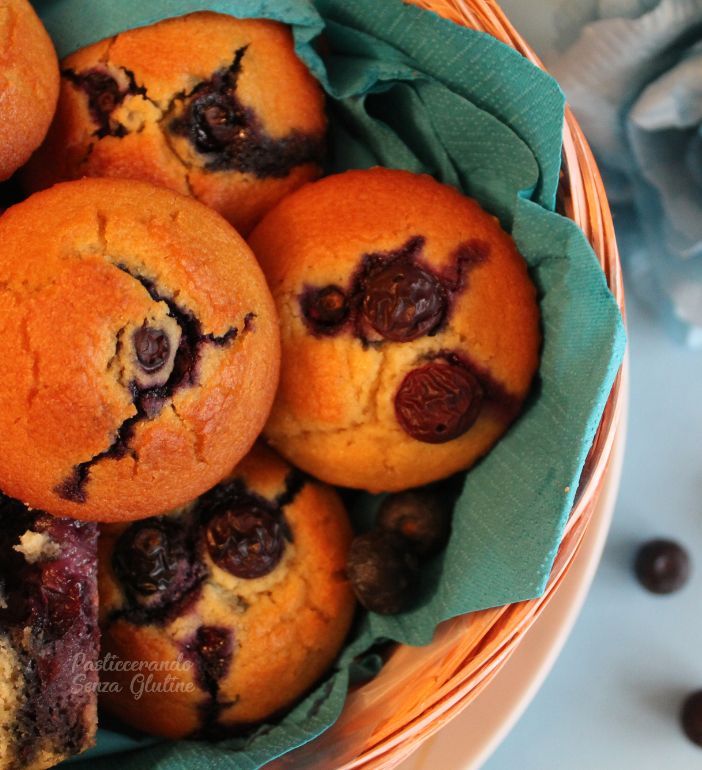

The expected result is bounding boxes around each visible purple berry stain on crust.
[299,236,490,343]
[54,265,249,504]
[192,626,234,688]
[182,626,235,734]
[441,239,490,290]
[62,66,144,139]
[395,358,484,444]
[169,46,324,178]
[53,414,140,504]
[205,498,286,579]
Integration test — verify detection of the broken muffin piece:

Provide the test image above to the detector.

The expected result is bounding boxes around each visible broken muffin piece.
[0,494,98,770]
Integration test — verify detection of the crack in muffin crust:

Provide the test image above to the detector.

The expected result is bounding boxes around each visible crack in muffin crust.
[0,177,279,522]
[62,65,147,139]
[167,46,325,177]
[62,45,325,180]
[54,262,248,504]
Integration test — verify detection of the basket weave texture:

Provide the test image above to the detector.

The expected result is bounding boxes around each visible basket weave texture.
[269,2,626,767]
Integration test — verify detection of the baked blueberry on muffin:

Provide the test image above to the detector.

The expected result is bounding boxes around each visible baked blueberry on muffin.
[0,494,98,770]
[98,444,355,738]
[249,168,541,492]
[0,178,280,522]
[0,0,59,182]
[22,12,326,235]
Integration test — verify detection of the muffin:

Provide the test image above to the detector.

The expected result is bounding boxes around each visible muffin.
[98,444,356,738]
[0,494,98,770]
[249,168,541,492]
[22,12,326,235]
[0,0,59,181]
[0,178,280,522]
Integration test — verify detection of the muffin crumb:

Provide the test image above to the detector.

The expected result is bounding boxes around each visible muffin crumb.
[13,530,61,563]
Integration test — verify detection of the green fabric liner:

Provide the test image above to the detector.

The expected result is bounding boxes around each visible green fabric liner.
[31,0,627,767]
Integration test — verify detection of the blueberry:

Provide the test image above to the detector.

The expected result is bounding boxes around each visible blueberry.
[190,92,248,154]
[133,326,170,373]
[301,285,349,334]
[79,70,124,122]
[634,539,691,594]
[377,490,450,557]
[346,531,419,614]
[395,360,483,443]
[205,500,285,579]
[681,691,702,747]
[361,261,446,342]
[113,521,181,596]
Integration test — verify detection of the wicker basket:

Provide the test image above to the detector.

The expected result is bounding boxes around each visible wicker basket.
[269,1,626,767]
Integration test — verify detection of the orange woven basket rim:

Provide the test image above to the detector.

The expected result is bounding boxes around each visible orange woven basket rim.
[268,2,626,768]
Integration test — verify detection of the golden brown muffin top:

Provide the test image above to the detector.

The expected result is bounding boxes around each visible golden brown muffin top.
[98,443,355,737]
[0,0,59,180]
[249,168,541,491]
[0,178,280,521]
[22,12,327,236]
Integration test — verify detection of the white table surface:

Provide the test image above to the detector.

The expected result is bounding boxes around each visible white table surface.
[481,296,702,769]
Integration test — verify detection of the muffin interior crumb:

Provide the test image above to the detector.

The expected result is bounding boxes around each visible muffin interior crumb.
[13,531,61,564]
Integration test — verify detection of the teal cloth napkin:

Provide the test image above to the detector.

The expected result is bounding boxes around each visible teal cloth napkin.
[34,1,626,767]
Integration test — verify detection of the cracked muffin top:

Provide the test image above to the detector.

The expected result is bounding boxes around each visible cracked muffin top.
[97,443,355,738]
[22,12,326,235]
[0,177,280,522]
[249,168,541,492]
[0,0,59,181]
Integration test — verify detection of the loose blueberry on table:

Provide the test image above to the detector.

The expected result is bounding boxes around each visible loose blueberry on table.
[681,691,702,747]
[634,539,691,594]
